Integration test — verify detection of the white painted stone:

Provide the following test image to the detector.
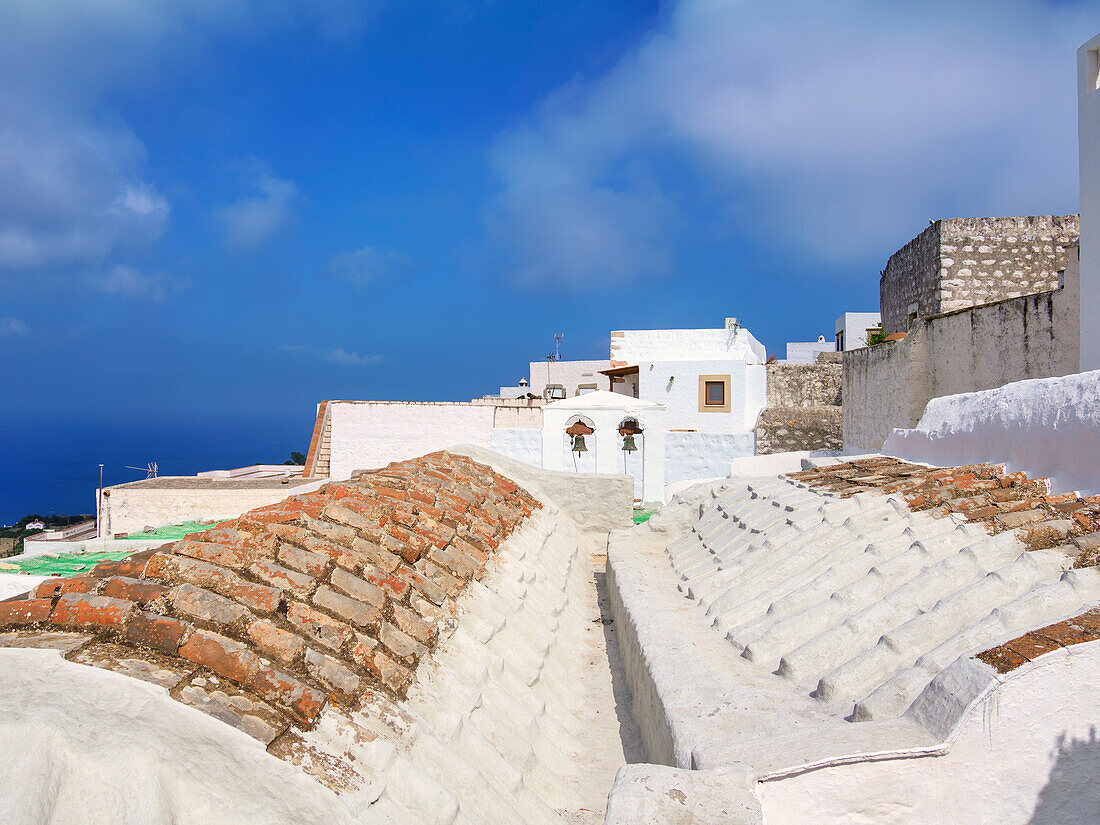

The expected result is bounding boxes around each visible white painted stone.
[884,370,1100,495]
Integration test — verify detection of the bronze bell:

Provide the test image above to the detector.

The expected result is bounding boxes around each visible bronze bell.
[571,433,588,453]
[621,433,638,452]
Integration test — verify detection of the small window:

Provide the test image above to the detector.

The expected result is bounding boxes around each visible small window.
[698,375,731,413]
[704,381,725,406]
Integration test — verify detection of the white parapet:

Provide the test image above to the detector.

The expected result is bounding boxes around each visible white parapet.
[604,474,1100,823]
[883,370,1100,496]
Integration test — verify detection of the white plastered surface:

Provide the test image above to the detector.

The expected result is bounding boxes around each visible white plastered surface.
[603,474,1100,823]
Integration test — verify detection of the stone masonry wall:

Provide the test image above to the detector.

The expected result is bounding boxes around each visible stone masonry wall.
[880,215,1079,335]
[765,361,842,407]
[755,407,843,454]
[880,223,941,336]
[844,248,1080,451]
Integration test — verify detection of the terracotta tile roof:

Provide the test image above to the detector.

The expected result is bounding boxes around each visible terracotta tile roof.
[975,608,1100,674]
[788,456,1100,564]
[0,451,539,749]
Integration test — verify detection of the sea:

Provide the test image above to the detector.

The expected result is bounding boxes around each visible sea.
[0,414,309,527]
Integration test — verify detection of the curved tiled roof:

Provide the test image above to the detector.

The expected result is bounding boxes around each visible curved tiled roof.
[789,456,1100,555]
[0,451,540,742]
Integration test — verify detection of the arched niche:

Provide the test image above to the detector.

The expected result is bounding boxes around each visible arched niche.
[563,414,597,473]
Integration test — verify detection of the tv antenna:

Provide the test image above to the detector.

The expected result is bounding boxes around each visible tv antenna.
[549,333,564,362]
[126,461,159,479]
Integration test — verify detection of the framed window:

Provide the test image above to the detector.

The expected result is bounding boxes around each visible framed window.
[698,375,731,413]
[705,381,725,406]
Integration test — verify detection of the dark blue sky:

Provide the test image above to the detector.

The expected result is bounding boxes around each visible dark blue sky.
[0,0,1094,519]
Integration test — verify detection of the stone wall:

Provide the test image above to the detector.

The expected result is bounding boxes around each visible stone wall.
[754,407,843,454]
[765,362,842,407]
[880,215,1079,335]
[845,248,1080,451]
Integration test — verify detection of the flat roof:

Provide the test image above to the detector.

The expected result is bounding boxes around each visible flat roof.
[108,477,318,491]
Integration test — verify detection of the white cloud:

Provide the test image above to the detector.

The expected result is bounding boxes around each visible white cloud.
[0,317,29,336]
[0,114,169,270]
[88,265,189,302]
[217,167,299,249]
[0,1,376,276]
[327,246,413,285]
[280,344,382,366]
[324,348,383,366]
[488,0,1091,286]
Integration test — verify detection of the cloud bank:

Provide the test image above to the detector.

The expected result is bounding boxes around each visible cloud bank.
[327,246,414,285]
[217,167,300,249]
[0,1,374,279]
[487,0,1091,288]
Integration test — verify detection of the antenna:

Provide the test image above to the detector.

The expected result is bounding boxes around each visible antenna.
[553,333,564,361]
[125,462,158,479]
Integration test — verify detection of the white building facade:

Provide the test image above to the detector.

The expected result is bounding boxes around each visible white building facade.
[310,318,769,502]
[835,311,882,351]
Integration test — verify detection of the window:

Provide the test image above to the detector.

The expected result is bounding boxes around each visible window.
[698,375,731,413]
[836,330,845,351]
[705,381,725,406]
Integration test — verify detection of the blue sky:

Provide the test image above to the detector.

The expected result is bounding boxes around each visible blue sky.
[0,0,1096,513]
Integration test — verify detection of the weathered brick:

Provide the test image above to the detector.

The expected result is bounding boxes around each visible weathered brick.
[392,603,435,645]
[286,600,355,651]
[92,558,151,578]
[34,576,97,600]
[247,619,305,665]
[381,531,420,565]
[0,598,54,626]
[277,525,359,569]
[428,544,479,579]
[379,621,427,664]
[171,584,251,626]
[304,647,362,702]
[994,508,1049,530]
[277,542,329,577]
[52,593,134,632]
[312,586,381,630]
[397,564,449,605]
[100,576,170,605]
[249,559,314,597]
[247,666,327,724]
[302,515,358,546]
[330,568,385,607]
[124,611,189,653]
[360,562,410,600]
[179,629,259,684]
[352,536,401,573]
[319,501,382,538]
[144,554,281,613]
[174,539,252,568]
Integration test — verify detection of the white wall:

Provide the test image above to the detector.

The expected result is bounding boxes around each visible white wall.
[883,370,1100,496]
[665,432,754,486]
[101,481,327,536]
[784,340,834,363]
[542,397,666,504]
[759,644,1100,825]
[1079,34,1100,371]
[327,401,496,480]
[488,427,541,466]
[526,359,610,398]
[835,312,882,350]
[611,327,766,364]
[636,360,766,433]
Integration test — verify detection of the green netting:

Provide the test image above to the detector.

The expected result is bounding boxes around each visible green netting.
[0,551,135,577]
[632,509,656,525]
[118,520,227,540]
[0,521,227,577]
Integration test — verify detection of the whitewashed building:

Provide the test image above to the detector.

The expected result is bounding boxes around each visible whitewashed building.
[307,318,769,502]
